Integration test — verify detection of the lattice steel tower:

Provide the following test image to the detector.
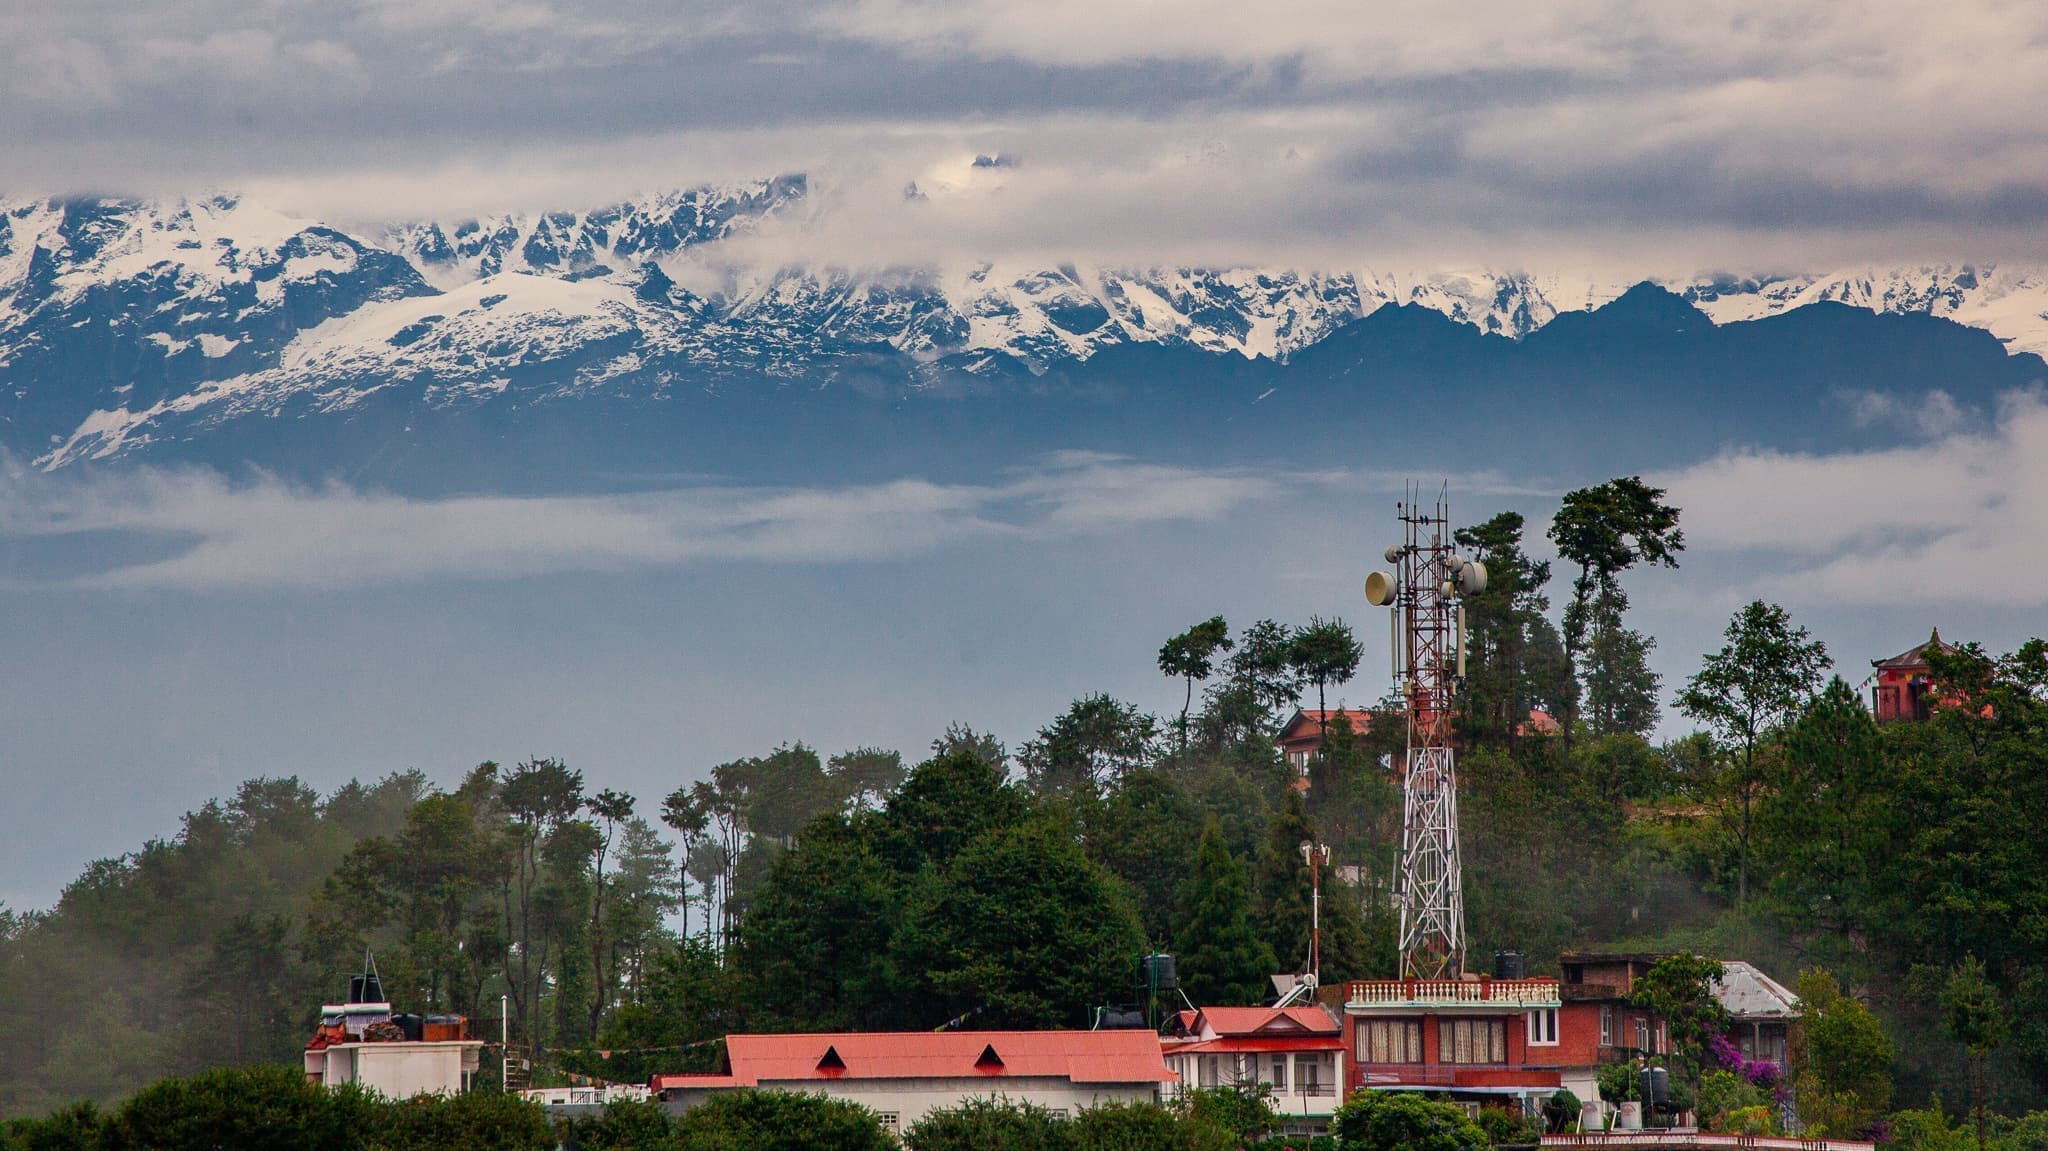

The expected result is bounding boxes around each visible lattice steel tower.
[1364,487,1486,980]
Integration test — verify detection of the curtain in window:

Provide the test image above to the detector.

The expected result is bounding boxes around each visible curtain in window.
[1438,1018,1507,1063]
[1358,1018,1423,1063]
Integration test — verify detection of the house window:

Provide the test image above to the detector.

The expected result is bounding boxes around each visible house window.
[1297,1054,1324,1095]
[1049,1109,1070,1121]
[1527,1008,1559,1046]
[875,1113,900,1134]
[1599,1006,1613,1046]
[1272,1054,1288,1090]
[1657,1021,1668,1054]
[1358,1018,1424,1063]
[1635,1018,1650,1051]
[1439,1017,1508,1064]
[1201,1055,1219,1087]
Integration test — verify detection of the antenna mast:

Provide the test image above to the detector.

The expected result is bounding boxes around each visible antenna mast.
[1365,484,1485,979]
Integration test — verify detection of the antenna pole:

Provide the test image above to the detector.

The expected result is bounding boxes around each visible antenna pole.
[1384,488,1469,979]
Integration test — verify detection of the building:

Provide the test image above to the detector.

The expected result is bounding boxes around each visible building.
[1555,954,1671,1111]
[1277,709,1375,772]
[1717,961,1799,1073]
[301,966,482,1098]
[1161,1005,1345,1133]
[1871,629,1956,723]
[1277,707,1558,774]
[1341,976,1565,1116]
[650,1031,1175,1137]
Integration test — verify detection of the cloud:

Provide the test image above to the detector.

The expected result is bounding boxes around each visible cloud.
[0,454,1280,591]
[4,1,2047,271]
[1658,389,2048,607]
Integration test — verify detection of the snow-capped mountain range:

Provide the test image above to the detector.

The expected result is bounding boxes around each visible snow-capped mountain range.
[4,176,2047,468]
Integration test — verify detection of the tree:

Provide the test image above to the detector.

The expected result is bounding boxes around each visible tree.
[1290,616,1363,723]
[1549,477,1684,734]
[499,758,585,1043]
[1677,600,1830,914]
[585,788,637,1037]
[893,821,1145,1029]
[1756,678,1880,943]
[1454,512,1569,747]
[1791,968,1893,1137]
[1942,956,2007,1151]
[1019,695,1158,796]
[828,747,905,812]
[1582,600,1661,738]
[1175,820,1276,1005]
[671,1090,895,1151]
[1333,1089,1488,1151]
[1224,620,1304,722]
[1254,791,1374,983]
[734,813,904,1031]
[1629,952,1730,1087]
[1160,617,1233,753]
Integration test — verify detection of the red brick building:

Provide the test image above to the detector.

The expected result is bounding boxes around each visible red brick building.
[1555,954,1670,1109]
[1340,977,1564,1115]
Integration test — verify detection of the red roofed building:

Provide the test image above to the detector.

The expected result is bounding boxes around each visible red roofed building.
[1277,709,1375,772]
[1161,1005,1346,1133]
[1341,977,1564,1116]
[650,1031,1175,1136]
[1871,629,1958,723]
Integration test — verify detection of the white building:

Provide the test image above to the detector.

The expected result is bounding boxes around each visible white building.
[303,1000,483,1098]
[652,1030,1175,1137]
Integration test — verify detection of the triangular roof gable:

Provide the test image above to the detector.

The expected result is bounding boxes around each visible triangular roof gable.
[816,1045,845,1074]
[975,1043,1004,1072]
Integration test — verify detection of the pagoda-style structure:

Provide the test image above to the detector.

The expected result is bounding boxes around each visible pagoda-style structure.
[1871,628,1955,723]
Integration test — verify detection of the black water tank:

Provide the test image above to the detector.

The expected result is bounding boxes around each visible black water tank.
[1138,953,1177,989]
[394,1014,424,1042]
[1493,950,1526,979]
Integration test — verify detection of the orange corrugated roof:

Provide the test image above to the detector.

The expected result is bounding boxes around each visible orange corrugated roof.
[654,1031,1174,1090]
[1194,1005,1340,1037]
[1172,1035,1345,1054]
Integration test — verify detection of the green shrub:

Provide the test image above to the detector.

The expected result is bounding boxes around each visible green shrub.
[904,1096,1071,1151]
[1070,1100,1231,1151]
[672,1090,892,1151]
[101,1064,355,1151]
[1331,1091,1487,1151]
[563,1098,680,1151]
[2,1102,106,1151]
[1475,1105,1541,1146]
[1178,1087,1280,1144]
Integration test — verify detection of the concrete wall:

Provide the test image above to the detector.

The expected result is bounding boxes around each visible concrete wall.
[322,1042,477,1098]
[668,1077,1160,1136]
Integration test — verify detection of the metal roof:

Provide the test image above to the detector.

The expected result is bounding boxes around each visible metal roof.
[652,1030,1176,1090]
[1716,961,1800,1021]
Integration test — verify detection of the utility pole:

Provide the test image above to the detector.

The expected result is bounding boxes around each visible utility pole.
[1299,840,1331,984]
[1364,485,1486,979]
[501,994,510,1093]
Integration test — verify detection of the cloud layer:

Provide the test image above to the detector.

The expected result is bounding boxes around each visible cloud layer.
[1660,390,2048,608]
[0,454,1282,591]
[6,1,2046,270]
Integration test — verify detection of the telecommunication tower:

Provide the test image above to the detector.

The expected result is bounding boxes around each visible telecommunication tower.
[1363,486,1486,979]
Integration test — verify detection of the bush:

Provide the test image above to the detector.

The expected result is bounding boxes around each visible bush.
[2,1102,105,1151]
[1541,1090,1580,1134]
[1070,1100,1231,1151]
[101,1064,358,1151]
[904,1097,1071,1151]
[1723,1106,1776,1137]
[1476,1106,1541,1146]
[1594,1064,1637,1104]
[1178,1087,1280,1144]
[561,1098,680,1151]
[672,1090,893,1151]
[1697,1070,1769,1135]
[1332,1091,1487,1151]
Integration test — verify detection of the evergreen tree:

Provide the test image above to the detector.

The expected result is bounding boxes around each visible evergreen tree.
[1175,820,1275,1006]
[1159,616,1233,754]
[1549,477,1684,735]
[1289,616,1363,721]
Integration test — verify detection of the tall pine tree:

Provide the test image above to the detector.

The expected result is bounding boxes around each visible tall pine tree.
[1176,819,1275,1005]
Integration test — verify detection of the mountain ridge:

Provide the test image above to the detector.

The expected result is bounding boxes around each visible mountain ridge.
[5,183,2048,472]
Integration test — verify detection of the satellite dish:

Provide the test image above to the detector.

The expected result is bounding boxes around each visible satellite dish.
[1384,546,1404,564]
[1459,561,1488,596]
[1365,571,1397,606]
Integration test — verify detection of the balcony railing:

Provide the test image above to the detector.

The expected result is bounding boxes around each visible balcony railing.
[1347,978,1562,1008]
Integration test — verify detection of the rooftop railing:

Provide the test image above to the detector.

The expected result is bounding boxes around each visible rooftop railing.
[1346,978,1563,1008]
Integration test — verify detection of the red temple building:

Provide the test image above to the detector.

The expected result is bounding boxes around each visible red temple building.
[1871,629,1955,723]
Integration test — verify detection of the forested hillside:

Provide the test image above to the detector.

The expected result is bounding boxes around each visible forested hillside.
[3,480,2045,1127]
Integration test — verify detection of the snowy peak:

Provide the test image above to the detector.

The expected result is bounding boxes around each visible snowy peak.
[1681,264,2048,357]
[382,175,807,288]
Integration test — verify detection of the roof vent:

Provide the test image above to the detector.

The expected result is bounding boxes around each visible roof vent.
[975,1043,1005,1072]
[817,1046,846,1074]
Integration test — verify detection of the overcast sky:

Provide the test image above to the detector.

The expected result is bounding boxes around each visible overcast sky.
[6,3,2048,910]
[7,1,2048,269]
